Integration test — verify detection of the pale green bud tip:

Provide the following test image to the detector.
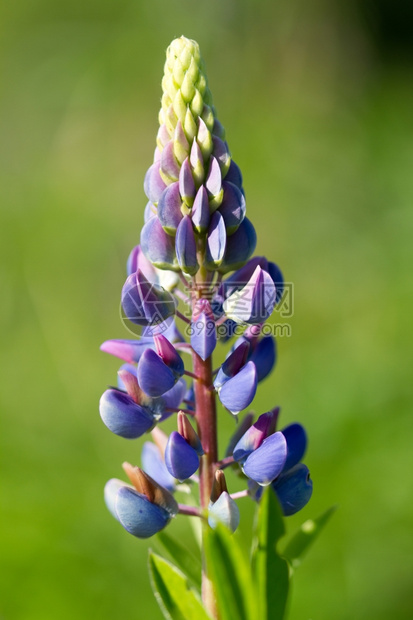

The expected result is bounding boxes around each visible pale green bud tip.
[161,36,214,138]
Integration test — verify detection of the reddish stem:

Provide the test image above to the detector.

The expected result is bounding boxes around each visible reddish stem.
[192,349,218,618]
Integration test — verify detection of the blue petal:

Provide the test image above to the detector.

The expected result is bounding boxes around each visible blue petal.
[191,312,217,361]
[164,431,200,481]
[218,181,246,234]
[218,361,257,414]
[104,479,131,520]
[115,486,171,538]
[99,389,154,438]
[138,348,176,397]
[233,410,277,463]
[273,464,313,516]
[121,270,176,326]
[242,431,287,485]
[175,215,199,275]
[141,442,176,492]
[267,262,284,304]
[224,159,243,191]
[214,341,250,390]
[250,335,276,382]
[159,377,187,418]
[281,423,307,472]
[219,217,257,273]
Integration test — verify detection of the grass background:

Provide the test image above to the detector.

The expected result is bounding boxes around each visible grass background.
[1,0,413,618]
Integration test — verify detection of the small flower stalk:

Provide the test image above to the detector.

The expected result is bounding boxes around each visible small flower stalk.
[99,37,329,620]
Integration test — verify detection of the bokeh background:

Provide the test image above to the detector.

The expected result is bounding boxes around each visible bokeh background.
[1,0,413,618]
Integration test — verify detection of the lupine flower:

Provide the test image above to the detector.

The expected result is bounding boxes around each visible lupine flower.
[99,38,314,618]
[104,463,178,538]
[137,334,184,397]
[164,412,203,481]
[233,410,313,514]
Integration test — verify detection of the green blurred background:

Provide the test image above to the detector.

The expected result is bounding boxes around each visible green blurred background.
[1,0,413,618]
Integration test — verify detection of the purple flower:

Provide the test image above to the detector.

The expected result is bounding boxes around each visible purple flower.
[121,270,176,326]
[234,412,313,515]
[99,389,155,439]
[104,464,178,538]
[137,334,184,397]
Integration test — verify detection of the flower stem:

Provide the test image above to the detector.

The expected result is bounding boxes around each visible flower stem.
[192,348,218,618]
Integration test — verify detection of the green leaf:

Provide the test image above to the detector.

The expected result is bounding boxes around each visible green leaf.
[251,488,289,620]
[204,524,258,620]
[148,551,211,620]
[156,529,202,590]
[282,505,337,569]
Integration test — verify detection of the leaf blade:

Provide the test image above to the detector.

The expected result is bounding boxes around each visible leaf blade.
[148,551,211,620]
[156,529,202,590]
[282,505,337,569]
[204,524,258,620]
[251,488,289,620]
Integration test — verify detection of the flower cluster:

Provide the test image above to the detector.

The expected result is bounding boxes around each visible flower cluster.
[100,36,312,541]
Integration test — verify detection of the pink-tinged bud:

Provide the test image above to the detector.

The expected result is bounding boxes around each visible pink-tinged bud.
[157,182,183,235]
[140,217,179,271]
[210,469,228,503]
[233,408,280,464]
[157,123,170,150]
[154,334,185,377]
[144,161,167,205]
[177,411,204,456]
[160,140,180,182]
